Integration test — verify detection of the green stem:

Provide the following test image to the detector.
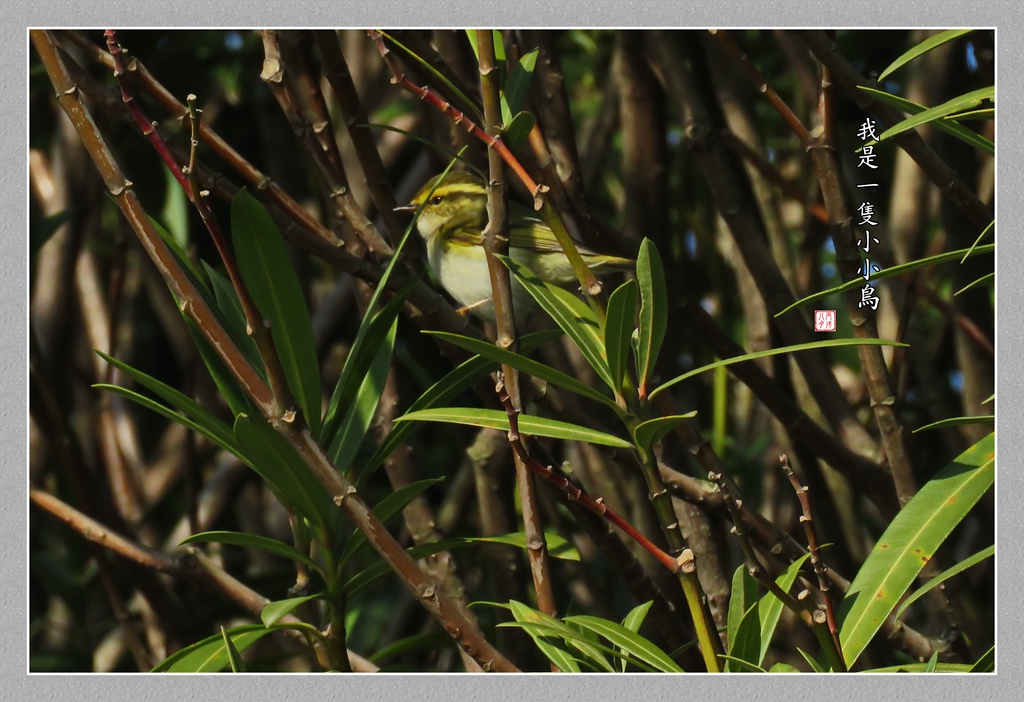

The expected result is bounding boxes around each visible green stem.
[318,538,351,672]
[634,441,723,672]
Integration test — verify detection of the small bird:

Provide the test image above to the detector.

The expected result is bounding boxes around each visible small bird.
[395,171,633,325]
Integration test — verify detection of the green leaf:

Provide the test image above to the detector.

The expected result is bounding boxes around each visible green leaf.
[182,314,254,418]
[501,255,614,389]
[727,602,762,672]
[631,413,697,449]
[426,331,621,412]
[970,645,995,673]
[634,239,667,399]
[220,626,246,672]
[758,554,811,665]
[321,276,419,448]
[776,244,994,316]
[180,530,325,579]
[838,433,994,667]
[151,217,207,294]
[161,165,190,249]
[727,565,759,654]
[503,48,539,118]
[383,30,483,121]
[261,594,322,626]
[621,600,653,634]
[859,87,994,156]
[864,661,975,673]
[877,29,974,80]
[359,329,561,484]
[367,632,455,665]
[718,655,766,673]
[201,261,263,374]
[877,86,993,143]
[233,415,335,533]
[502,110,536,152]
[768,662,800,672]
[508,602,614,672]
[796,646,825,672]
[394,407,632,449]
[604,279,638,394]
[913,415,994,432]
[563,614,683,673]
[651,338,908,399]
[503,603,588,672]
[954,273,994,296]
[895,545,993,620]
[327,316,398,470]
[232,189,322,436]
[152,623,298,672]
[469,530,580,561]
[958,220,991,264]
[95,351,237,451]
[94,384,242,460]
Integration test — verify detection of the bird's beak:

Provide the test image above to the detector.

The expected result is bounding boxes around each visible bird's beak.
[393,203,418,213]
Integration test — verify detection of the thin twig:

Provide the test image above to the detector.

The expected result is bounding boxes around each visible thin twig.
[779,455,843,656]
[34,29,518,672]
[367,29,549,206]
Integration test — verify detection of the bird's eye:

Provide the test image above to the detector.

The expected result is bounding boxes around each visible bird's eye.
[431,196,443,205]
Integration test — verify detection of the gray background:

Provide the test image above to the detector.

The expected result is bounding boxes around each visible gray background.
[10,3,1018,700]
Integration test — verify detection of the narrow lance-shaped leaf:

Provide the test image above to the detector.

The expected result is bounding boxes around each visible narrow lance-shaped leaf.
[877,29,974,80]
[232,189,322,436]
[503,48,539,119]
[757,553,811,665]
[876,86,994,143]
[320,266,420,446]
[152,623,306,672]
[604,278,638,395]
[426,330,621,412]
[359,329,561,485]
[95,350,238,451]
[500,255,614,389]
[858,87,993,156]
[233,415,335,534]
[180,530,325,578]
[634,238,667,399]
[838,433,994,668]
[327,316,398,470]
[651,338,908,399]
[777,244,994,315]
[395,407,633,449]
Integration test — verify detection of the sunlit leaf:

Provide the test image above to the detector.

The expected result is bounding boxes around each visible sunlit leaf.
[838,433,994,667]
[877,29,974,80]
[395,407,632,448]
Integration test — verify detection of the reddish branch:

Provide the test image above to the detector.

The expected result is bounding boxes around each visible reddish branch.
[367,30,550,207]
[494,377,679,573]
[779,454,843,655]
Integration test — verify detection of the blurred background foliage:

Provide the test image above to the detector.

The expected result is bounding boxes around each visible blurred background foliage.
[29,29,993,672]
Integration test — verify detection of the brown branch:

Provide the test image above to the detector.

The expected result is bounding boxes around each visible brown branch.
[798,30,993,231]
[477,31,557,626]
[33,29,517,672]
[647,30,881,465]
[313,29,405,239]
[805,47,916,507]
[709,29,813,146]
